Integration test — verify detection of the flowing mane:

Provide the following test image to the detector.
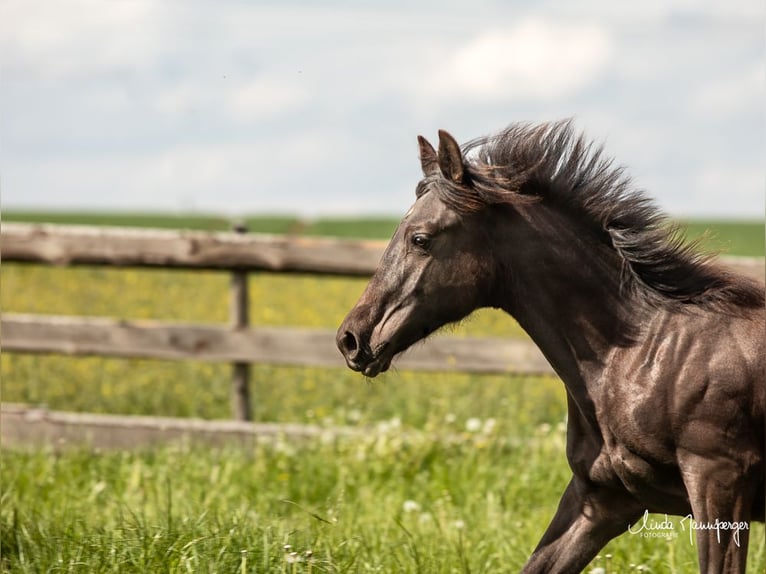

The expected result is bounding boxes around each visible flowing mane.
[430,120,763,314]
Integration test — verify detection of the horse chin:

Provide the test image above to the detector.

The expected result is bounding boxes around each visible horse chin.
[351,324,435,378]
[362,359,391,378]
[338,342,390,378]
[360,323,441,377]
[361,344,395,378]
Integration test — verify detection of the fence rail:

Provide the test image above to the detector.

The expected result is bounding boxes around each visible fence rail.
[1,403,354,451]
[1,222,385,275]
[4,222,763,279]
[2,314,555,375]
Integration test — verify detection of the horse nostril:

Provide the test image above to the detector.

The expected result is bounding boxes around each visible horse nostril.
[340,331,359,357]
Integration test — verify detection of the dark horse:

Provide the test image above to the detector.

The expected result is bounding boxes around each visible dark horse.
[337,121,765,573]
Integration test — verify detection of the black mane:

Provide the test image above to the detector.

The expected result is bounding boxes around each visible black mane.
[433,120,764,313]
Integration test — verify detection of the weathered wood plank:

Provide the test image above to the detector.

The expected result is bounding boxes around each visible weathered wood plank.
[229,223,252,420]
[1,223,386,276]
[1,314,555,375]
[0,403,356,450]
[4,222,761,280]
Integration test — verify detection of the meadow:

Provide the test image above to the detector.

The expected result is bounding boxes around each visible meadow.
[1,214,764,572]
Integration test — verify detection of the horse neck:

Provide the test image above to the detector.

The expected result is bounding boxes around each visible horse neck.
[489,205,641,391]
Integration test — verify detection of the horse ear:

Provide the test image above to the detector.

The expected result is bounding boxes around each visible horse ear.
[418,135,439,177]
[437,129,464,183]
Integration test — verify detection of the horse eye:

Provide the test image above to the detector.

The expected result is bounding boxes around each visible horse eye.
[411,234,430,249]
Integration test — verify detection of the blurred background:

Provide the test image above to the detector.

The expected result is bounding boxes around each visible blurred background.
[2,0,764,220]
[2,3,765,572]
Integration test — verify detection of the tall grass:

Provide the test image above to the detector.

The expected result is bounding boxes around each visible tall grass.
[2,422,575,573]
[6,424,762,572]
[4,432,763,573]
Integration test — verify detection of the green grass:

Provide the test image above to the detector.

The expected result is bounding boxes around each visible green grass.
[5,430,762,573]
[3,211,301,235]
[682,219,764,257]
[300,217,399,239]
[4,211,235,231]
[1,421,573,573]
[1,213,764,571]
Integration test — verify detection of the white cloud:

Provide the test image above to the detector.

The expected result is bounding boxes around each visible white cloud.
[225,77,311,122]
[545,0,764,22]
[691,63,765,118]
[152,76,310,121]
[434,18,611,102]
[4,131,353,213]
[689,165,764,218]
[0,0,160,79]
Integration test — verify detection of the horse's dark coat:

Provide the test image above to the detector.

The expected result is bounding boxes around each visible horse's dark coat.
[337,121,764,573]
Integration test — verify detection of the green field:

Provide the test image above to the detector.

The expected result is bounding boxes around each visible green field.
[681,220,764,258]
[1,213,764,572]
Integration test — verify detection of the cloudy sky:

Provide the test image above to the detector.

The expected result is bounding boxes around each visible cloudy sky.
[2,1,763,218]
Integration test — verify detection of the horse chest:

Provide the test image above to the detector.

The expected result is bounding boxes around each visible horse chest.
[605,440,689,512]
[588,379,692,508]
[560,368,674,493]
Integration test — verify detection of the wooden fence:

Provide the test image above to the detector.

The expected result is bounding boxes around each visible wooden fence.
[3,222,764,423]
[1,223,553,421]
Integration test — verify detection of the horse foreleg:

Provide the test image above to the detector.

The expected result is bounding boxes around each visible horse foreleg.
[522,476,641,574]
[680,460,753,574]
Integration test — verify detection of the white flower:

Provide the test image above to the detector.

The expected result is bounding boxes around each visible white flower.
[347,409,362,423]
[286,552,301,564]
[91,480,107,496]
[482,418,497,434]
[589,568,606,574]
[536,423,552,435]
[453,519,466,530]
[465,418,482,433]
[377,417,402,435]
[320,430,335,445]
[402,500,421,513]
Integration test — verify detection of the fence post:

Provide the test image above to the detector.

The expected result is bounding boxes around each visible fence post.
[230,222,252,421]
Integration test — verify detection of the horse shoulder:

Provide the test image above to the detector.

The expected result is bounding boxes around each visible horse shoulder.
[593,308,763,499]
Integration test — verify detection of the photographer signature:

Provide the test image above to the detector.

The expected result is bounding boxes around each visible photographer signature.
[628,510,749,547]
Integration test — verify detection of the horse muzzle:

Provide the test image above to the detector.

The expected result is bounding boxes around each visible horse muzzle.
[336,329,393,378]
